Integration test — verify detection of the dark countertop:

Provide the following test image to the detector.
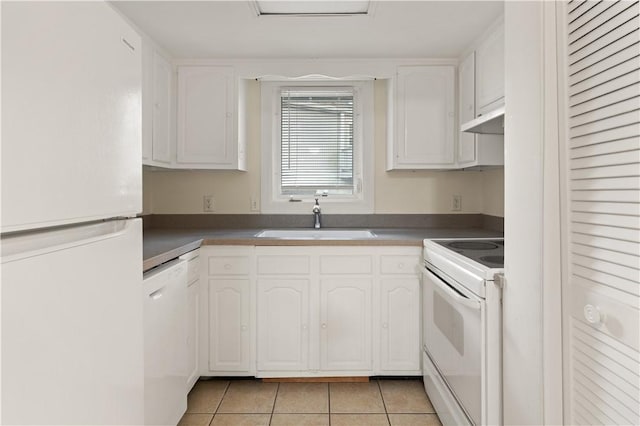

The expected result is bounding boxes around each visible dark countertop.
[143,227,503,272]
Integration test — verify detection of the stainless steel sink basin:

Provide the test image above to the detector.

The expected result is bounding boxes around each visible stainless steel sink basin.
[255,229,377,239]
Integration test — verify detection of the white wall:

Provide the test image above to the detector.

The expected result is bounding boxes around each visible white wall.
[143,80,505,216]
[503,1,559,424]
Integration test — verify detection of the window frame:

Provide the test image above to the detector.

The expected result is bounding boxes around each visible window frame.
[261,80,374,214]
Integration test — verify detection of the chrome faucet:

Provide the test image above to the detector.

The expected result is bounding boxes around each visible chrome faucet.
[312,198,321,229]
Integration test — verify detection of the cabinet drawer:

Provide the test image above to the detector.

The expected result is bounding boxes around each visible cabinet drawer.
[186,256,200,284]
[320,255,372,274]
[208,256,250,275]
[380,256,417,275]
[257,255,310,275]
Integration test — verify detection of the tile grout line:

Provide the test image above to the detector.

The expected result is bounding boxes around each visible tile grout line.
[208,380,231,425]
[377,380,392,426]
[268,381,280,426]
[328,382,331,426]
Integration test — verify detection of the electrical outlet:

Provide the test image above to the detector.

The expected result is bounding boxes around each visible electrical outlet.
[250,197,260,212]
[203,195,215,212]
[452,195,462,211]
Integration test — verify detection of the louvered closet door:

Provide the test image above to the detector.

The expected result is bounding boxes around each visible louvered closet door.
[563,1,640,425]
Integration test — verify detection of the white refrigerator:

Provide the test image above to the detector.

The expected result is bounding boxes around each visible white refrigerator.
[1,2,144,424]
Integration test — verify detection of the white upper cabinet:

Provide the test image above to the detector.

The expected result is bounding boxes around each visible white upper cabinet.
[177,66,246,170]
[458,50,504,168]
[152,52,173,165]
[142,39,175,167]
[475,21,505,115]
[142,40,172,167]
[387,65,456,170]
[458,52,477,165]
[141,41,153,164]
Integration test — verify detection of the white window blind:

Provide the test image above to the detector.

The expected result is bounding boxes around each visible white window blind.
[279,88,354,196]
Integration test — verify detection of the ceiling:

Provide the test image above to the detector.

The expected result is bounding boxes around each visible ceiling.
[112,1,504,59]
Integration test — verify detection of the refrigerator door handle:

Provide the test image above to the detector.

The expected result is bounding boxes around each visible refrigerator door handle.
[1,219,134,262]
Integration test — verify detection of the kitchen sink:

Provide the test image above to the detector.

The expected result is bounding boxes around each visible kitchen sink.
[255,229,377,239]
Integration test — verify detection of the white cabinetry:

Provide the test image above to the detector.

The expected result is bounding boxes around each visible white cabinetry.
[387,65,456,170]
[457,51,504,168]
[256,249,313,374]
[142,40,173,167]
[320,277,373,371]
[177,66,246,170]
[256,248,374,377]
[151,52,173,164]
[257,277,310,371]
[379,250,422,373]
[202,246,254,375]
[458,52,477,165]
[319,253,373,372]
[180,249,201,392]
[255,247,419,377]
[475,21,505,115]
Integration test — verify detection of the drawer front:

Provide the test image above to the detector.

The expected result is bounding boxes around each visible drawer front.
[320,255,372,274]
[380,255,417,274]
[208,256,250,275]
[257,255,310,275]
[186,256,200,284]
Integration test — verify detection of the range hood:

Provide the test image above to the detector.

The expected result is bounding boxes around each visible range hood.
[461,106,505,134]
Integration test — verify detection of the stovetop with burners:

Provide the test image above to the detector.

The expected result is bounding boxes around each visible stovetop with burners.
[434,239,504,268]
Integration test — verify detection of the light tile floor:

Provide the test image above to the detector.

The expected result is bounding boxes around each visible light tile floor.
[179,378,441,426]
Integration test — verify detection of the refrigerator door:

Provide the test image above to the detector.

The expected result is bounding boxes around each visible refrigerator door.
[1,219,144,425]
[1,1,142,233]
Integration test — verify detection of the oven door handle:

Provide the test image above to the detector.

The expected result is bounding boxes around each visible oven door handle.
[424,268,481,310]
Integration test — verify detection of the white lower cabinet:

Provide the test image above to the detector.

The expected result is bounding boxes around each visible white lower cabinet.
[379,251,422,374]
[257,278,310,371]
[380,278,421,372]
[200,245,420,378]
[209,279,252,372]
[180,249,201,392]
[320,277,373,372]
[202,246,255,376]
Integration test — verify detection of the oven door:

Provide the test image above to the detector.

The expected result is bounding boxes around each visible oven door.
[423,266,484,425]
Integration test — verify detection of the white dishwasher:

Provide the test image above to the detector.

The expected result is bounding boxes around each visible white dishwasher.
[143,258,188,425]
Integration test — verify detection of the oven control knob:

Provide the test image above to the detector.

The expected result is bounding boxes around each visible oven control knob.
[583,304,604,325]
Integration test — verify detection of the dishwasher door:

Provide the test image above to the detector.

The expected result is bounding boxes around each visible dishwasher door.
[143,259,188,425]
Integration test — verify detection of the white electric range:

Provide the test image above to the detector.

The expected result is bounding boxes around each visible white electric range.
[422,238,504,426]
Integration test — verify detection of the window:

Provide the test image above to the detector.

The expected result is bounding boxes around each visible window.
[280,88,354,196]
[261,81,373,213]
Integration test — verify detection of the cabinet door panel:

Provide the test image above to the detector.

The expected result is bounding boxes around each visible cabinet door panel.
[476,23,505,114]
[458,52,477,165]
[257,279,309,371]
[152,51,172,164]
[394,66,455,168]
[320,278,372,371]
[208,278,250,372]
[381,278,421,372]
[177,66,234,165]
[186,280,199,391]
